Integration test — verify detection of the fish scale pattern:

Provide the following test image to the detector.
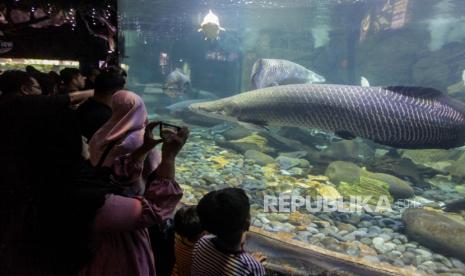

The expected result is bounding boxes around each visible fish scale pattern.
[230,84,465,149]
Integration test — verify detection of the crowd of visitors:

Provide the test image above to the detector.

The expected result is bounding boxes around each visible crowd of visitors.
[0,66,267,276]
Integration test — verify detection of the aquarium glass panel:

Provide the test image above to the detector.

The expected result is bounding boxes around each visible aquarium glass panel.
[118,0,465,274]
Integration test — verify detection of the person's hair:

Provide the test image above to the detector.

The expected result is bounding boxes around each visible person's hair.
[174,205,203,242]
[60,67,82,85]
[101,65,127,78]
[197,188,251,250]
[94,69,126,96]
[0,70,33,96]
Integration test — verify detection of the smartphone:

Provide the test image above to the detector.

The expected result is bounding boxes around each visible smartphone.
[160,122,181,140]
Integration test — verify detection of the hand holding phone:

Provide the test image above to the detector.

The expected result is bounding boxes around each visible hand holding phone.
[160,122,182,140]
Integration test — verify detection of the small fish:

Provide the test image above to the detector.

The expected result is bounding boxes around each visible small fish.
[162,69,192,98]
[198,10,225,41]
[251,59,325,89]
[315,145,328,151]
[361,76,370,87]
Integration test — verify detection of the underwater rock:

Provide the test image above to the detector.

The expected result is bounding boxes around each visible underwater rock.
[401,149,458,174]
[277,127,331,149]
[276,155,308,170]
[412,42,465,91]
[321,140,375,163]
[231,133,268,150]
[222,126,253,140]
[356,28,427,86]
[244,150,275,166]
[326,162,409,203]
[445,152,465,180]
[313,185,342,201]
[325,161,361,185]
[370,172,414,200]
[427,175,456,192]
[217,133,275,154]
[259,131,314,153]
[367,155,429,186]
[279,151,308,159]
[337,175,393,206]
[402,208,465,263]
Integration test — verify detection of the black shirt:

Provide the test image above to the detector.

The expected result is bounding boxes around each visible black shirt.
[77,98,112,141]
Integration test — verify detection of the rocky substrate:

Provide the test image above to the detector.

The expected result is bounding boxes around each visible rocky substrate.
[174,126,465,275]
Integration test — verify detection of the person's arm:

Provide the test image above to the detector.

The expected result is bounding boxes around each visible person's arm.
[68,89,93,105]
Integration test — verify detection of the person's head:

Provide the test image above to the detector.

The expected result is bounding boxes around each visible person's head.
[88,68,100,83]
[89,90,148,166]
[197,188,251,249]
[94,69,126,97]
[174,205,204,242]
[0,70,42,96]
[60,67,86,91]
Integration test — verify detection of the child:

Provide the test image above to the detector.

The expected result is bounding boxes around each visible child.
[191,188,266,276]
[172,205,204,276]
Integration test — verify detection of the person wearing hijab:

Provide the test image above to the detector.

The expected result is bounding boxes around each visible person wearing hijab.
[89,90,160,195]
[0,91,189,276]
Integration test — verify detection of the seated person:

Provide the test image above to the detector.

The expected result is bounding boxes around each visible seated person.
[172,205,205,276]
[77,68,125,141]
[192,188,267,276]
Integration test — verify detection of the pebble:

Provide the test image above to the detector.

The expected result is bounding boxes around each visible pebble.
[391,238,402,245]
[295,231,312,242]
[260,217,270,224]
[312,233,326,239]
[253,220,263,227]
[362,256,380,263]
[368,225,382,234]
[373,237,396,254]
[337,223,357,232]
[315,220,331,228]
[415,248,432,260]
[418,261,438,273]
[451,258,465,270]
[392,259,405,267]
[345,244,361,256]
[379,233,392,242]
[361,237,372,245]
[358,221,372,228]
[379,218,398,228]
[175,133,465,275]
[306,227,319,234]
[402,252,416,265]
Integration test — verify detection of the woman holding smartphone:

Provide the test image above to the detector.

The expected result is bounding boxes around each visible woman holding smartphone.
[86,90,189,275]
[0,90,189,276]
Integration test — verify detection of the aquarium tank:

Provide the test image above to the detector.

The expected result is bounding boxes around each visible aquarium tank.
[118,0,465,274]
